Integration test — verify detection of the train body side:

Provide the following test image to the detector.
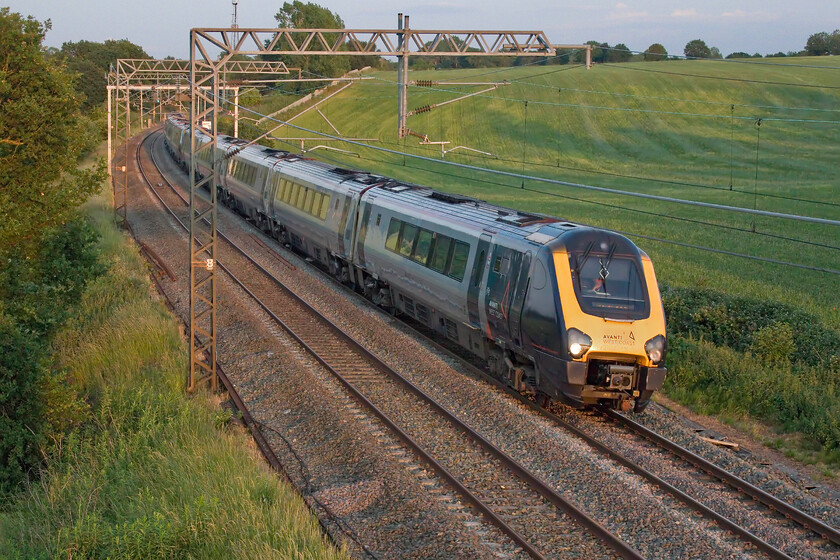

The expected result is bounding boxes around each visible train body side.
[162,114,667,412]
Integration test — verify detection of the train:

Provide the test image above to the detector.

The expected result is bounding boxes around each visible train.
[163,114,667,413]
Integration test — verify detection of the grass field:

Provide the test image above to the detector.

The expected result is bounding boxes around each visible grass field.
[245,58,840,330]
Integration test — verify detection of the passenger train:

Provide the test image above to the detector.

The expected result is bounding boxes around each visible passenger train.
[164,115,667,412]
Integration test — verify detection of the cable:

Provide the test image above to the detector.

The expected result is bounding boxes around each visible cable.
[615,64,840,90]
[366,73,840,124]
[239,117,840,258]
[266,136,840,273]
[521,86,840,115]
[364,135,840,210]
[601,44,840,70]
[335,147,840,252]
[216,87,840,274]
[220,94,840,227]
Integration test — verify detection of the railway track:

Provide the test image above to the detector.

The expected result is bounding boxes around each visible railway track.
[396,292,840,560]
[135,131,642,559]
[131,128,840,559]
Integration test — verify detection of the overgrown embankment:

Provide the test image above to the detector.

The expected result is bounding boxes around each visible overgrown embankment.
[662,285,840,467]
[0,184,348,560]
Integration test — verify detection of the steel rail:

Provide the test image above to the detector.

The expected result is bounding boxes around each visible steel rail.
[133,130,289,479]
[145,131,644,560]
[134,129,389,560]
[390,319,804,560]
[605,409,840,547]
[148,128,831,559]
[138,132,548,560]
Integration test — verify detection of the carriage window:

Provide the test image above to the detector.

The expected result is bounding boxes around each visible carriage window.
[319,195,330,220]
[399,224,418,257]
[304,189,315,213]
[449,242,470,282]
[385,218,401,251]
[429,236,452,273]
[571,253,648,320]
[412,229,433,265]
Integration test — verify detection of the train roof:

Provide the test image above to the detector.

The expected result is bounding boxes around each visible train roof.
[167,115,589,245]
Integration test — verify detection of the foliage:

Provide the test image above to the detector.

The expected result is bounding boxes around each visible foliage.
[684,39,711,58]
[665,337,840,459]
[0,8,106,257]
[661,285,840,368]
[0,190,348,560]
[609,43,633,63]
[0,217,103,495]
[0,315,47,494]
[644,43,668,61]
[805,29,840,56]
[272,1,350,82]
[60,39,150,109]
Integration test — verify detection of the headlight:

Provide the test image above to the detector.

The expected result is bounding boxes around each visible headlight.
[645,334,666,365]
[567,328,592,359]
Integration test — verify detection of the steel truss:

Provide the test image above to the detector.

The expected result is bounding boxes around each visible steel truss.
[108,58,292,232]
[188,15,584,392]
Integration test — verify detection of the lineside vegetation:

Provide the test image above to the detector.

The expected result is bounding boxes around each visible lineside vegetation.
[0,8,348,558]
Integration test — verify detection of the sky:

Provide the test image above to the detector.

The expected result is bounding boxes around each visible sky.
[7,1,839,59]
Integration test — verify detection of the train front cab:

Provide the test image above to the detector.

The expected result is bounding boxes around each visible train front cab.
[521,229,667,413]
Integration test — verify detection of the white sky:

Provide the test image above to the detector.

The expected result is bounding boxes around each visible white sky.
[7,1,840,59]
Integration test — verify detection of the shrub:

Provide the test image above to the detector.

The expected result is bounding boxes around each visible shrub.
[0,216,103,494]
[661,285,840,367]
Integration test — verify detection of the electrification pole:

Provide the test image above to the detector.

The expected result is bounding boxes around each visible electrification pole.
[186,16,578,391]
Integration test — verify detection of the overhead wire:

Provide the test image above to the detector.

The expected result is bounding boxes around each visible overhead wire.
[614,64,840,90]
[218,93,840,227]
[227,99,840,275]
[206,55,840,274]
[244,118,840,273]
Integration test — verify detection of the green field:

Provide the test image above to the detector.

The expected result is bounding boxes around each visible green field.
[243,58,840,329]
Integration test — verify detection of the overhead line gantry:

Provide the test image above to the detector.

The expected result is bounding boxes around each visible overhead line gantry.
[186,15,588,393]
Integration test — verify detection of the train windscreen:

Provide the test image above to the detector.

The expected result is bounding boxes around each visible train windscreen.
[569,250,649,320]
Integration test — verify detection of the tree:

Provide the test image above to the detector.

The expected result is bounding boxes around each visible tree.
[805,31,831,55]
[609,43,632,63]
[273,1,350,81]
[726,51,751,59]
[0,8,103,257]
[644,43,667,61]
[684,39,711,59]
[60,39,149,109]
[807,29,840,55]
[709,46,722,59]
[0,8,104,495]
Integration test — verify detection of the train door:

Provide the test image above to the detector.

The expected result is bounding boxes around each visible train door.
[485,246,525,344]
[508,251,531,349]
[467,234,492,326]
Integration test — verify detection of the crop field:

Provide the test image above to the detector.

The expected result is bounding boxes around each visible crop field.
[242,58,840,330]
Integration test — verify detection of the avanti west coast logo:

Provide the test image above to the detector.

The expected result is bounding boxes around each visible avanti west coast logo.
[602,331,635,346]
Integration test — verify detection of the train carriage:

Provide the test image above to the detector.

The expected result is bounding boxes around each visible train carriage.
[163,114,667,412]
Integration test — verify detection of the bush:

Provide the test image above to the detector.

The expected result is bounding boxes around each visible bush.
[0,216,103,494]
[665,337,840,453]
[661,285,840,367]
